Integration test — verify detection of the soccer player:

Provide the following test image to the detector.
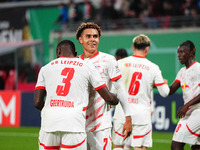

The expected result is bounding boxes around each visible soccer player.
[113,34,169,150]
[115,48,128,61]
[33,40,119,150]
[76,22,132,150]
[169,40,200,150]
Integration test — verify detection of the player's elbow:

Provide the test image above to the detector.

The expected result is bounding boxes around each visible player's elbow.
[105,93,119,105]
[158,85,170,98]
[160,92,169,98]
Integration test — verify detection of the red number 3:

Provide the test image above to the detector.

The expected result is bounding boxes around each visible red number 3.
[56,68,75,96]
[128,72,142,95]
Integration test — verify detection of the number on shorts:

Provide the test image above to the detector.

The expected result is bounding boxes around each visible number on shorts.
[103,138,108,150]
[56,68,75,96]
[128,72,142,95]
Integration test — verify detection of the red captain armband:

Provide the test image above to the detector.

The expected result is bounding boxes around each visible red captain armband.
[35,86,45,90]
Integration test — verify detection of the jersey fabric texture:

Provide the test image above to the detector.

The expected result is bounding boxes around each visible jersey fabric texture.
[173,61,200,144]
[114,55,165,125]
[35,57,106,133]
[80,51,122,132]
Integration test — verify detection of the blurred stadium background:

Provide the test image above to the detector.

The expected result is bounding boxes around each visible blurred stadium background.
[0,0,200,149]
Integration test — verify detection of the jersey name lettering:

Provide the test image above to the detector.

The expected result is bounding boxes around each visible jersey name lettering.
[125,63,149,70]
[51,60,83,67]
[50,99,74,108]
[128,97,138,104]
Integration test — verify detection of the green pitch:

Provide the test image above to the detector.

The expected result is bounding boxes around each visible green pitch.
[0,127,190,150]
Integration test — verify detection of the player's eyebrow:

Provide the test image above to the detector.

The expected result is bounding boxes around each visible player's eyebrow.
[85,33,99,37]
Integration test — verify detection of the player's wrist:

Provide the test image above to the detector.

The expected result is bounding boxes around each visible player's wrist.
[125,116,132,122]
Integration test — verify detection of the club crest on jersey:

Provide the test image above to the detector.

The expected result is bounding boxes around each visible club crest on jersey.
[94,64,101,70]
[181,83,189,91]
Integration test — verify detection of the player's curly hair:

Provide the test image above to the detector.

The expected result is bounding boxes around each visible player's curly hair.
[76,22,102,40]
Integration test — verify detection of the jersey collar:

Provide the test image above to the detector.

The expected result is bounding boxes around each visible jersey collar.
[80,51,99,60]
[187,61,197,69]
[132,55,146,59]
[59,56,78,58]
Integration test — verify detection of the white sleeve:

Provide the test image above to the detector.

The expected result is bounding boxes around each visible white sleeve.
[35,67,45,88]
[157,84,170,97]
[112,78,131,116]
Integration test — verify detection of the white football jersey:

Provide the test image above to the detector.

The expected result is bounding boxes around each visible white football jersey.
[114,55,165,124]
[175,61,200,114]
[80,51,122,132]
[35,57,106,133]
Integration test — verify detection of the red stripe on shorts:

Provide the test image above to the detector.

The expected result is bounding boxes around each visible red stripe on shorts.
[133,129,151,139]
[114,128,125,137]
[61,137,86,148]
[39,139,60,150]
[186,124,200,137]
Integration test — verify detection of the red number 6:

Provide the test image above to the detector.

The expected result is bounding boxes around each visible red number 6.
[128,72,142,95]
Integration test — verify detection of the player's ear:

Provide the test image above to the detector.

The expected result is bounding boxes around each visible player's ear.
[78,37,83,44]
[56,48,61,58]
[145,46,149,54]
[132,45,135,51]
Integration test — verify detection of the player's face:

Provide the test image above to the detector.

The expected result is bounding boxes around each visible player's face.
[79,29,100,54]
[177,45,191,65]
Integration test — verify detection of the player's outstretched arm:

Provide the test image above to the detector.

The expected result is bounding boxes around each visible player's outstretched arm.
[33,89,46,111]
[157,83,170,97]
[169,81,180,95]
[97,86,119,105]
[112,78,132,138]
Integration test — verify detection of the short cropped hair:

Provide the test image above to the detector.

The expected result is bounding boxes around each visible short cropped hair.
[133,34,151,50]
[76,22,102,40]
[56,40,76,55]
[179,40,196,57]
[115,48,128,58]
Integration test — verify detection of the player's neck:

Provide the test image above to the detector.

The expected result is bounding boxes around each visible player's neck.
[83,50,98,58]
[133,51,146,57]
[185,59,195,68]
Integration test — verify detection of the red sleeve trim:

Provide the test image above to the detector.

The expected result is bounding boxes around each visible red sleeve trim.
[154,82,165,86]
[35,86,45,90]
[95,84,106,91]
[111,74,122,81]
[175,79,180,83]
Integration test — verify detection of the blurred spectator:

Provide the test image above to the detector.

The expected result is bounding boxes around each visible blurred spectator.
[68,0,78,22]
[55,3,68,24]
[5,69,16,90]
[101,0,118,19]
[161,0,174,28]
[82,0,92,22]
[0,69,6,90]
